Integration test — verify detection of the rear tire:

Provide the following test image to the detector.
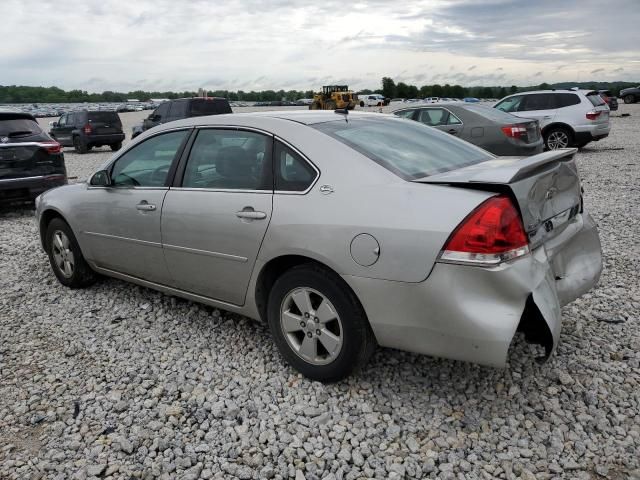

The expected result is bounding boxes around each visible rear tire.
[266,264,376,382]
[324,100,337,110]
[624,94,635,104]
[73,136,87,154]
[544,127,572,150]
[359,101,365,108]
[110,142,122,151]
[46,218,97,289]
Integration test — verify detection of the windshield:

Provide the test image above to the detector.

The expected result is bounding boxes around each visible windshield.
[312,116,493,180]
[0,118,43,137]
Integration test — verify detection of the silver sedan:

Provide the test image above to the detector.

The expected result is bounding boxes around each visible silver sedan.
[35,111,603,382]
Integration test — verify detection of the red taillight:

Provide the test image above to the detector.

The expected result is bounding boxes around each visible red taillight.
[440,195,529,266]
[41,141,62,154]
[501,124,527,139]
[586,110,601,120]
[83,124,92,134]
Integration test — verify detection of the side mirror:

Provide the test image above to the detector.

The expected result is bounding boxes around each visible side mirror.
[149,114,159,121]
[50,121,58,127]
[90,170,111,187]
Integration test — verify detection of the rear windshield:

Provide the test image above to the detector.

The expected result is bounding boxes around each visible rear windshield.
[189,99,232,116]
[461,104,522,122]
[312,116,493,180]
[0,118,45,138]
[586,93,606,107]
[88,112,122,125]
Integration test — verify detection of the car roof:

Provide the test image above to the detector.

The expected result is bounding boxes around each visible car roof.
[0,111,37,121]
[234,110,384,125]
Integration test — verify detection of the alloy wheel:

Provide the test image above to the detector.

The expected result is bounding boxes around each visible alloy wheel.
[280,287,343,365]
[51,230,75,278]
[547,130,569,149]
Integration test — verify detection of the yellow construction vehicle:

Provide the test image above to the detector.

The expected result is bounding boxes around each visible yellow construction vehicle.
[309,85,357,110]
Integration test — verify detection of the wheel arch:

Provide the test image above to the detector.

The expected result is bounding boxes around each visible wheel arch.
[541,122,575,137]
[39,208,69,251]
[253,254,368,327]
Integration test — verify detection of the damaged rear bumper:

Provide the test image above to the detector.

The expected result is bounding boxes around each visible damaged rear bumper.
[343,212,602,367]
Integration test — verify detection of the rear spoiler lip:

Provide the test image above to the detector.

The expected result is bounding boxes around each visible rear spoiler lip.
[413,148,578,185]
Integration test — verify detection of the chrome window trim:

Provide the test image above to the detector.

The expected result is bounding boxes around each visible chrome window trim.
[0,175,56,184]
[0,142,60,148]
[273,136,320,195]
[169,187,270,194]
[87,185,169,191]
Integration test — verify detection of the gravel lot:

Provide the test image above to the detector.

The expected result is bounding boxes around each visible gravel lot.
[1,105,639,480]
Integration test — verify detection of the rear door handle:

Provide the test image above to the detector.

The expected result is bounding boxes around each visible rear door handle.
[447,129,458,134]
[543,116,553,119]
[236,207,267,220]
[136,201,156,211]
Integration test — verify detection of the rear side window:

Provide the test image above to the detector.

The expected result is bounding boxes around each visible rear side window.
[520,94,555,111]
[417,108,449,126]
[555,93,581,108]
[189,99,232,116]
[181,129,272,190]
[88,112,122,125]
[274,141,317,192]
[586,93,606,107]
[0,118,44,138]
[312,117,493,180]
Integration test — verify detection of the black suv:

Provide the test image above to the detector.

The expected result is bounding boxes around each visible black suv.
[49,110,125,154]
[131,97,232,138]
[0,112,67,203]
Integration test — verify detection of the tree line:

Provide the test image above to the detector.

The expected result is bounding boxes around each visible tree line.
[1,79,637,104]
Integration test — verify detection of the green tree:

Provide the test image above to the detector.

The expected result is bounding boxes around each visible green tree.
[381,77,396,98]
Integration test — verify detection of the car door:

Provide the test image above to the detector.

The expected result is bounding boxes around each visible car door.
[80,129,191,284]
[51,114,72,145]
[161,127,273,305]
[516,94,557,129]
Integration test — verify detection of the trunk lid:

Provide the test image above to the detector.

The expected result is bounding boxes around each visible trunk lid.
[414,148,581,248]
[86,112,123,135]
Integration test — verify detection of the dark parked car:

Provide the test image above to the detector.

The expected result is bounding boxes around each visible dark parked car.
[0,112,66,203]
[393,103,543,156]
[49,110,124,154]
[619,86,640,104]
[131,97,232,139]
[598,90,618,111]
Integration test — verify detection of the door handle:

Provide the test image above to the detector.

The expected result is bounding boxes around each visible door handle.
[447,129,458,134]
[236,207,267,220]
[136,202,156,211]
[543,116,553,119]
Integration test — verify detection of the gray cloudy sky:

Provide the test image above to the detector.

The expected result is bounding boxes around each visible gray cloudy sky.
[3,0,639,92]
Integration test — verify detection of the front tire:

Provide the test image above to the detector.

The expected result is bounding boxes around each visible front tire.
[46,218,97,288]
[267,264,376,382]
[624,94,635,104]
[544,127,572,150]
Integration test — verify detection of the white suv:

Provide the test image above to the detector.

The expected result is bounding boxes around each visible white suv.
[494,90,610,149]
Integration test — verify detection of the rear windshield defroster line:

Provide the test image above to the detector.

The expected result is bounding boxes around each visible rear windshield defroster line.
[311,116,493,180]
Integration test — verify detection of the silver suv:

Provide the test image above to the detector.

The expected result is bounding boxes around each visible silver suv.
[494,90,610,149]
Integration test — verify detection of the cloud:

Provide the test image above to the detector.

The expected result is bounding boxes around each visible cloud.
[0,0,638,92]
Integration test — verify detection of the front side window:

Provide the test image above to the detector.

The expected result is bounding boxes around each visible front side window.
[495,95,523,113]
[313,117,492,180]
[110,130,189,187]
[274,141,317,192]
[417,108,448,126]
[182,129,272,190]
[58,115,67,127]
[155,103,170,119]
[393,109,416,119]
